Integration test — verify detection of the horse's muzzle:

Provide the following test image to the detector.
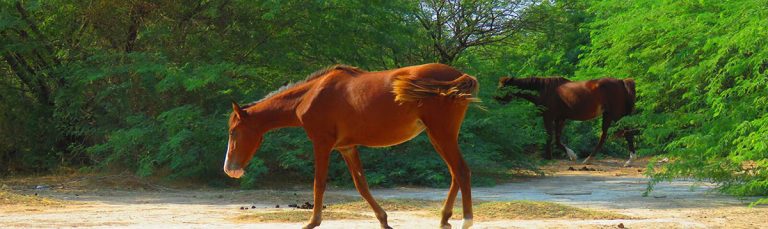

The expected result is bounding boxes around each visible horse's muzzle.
[224,162,245,178]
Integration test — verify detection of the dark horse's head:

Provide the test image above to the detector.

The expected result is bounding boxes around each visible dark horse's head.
[494,77,515,104]
[223,102,264,179]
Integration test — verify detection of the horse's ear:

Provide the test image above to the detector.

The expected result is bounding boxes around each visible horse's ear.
[232,101,246,119]
[498,77,511,87]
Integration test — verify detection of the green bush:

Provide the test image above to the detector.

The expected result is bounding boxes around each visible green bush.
[3,0,765,205]
[581,0,768,204]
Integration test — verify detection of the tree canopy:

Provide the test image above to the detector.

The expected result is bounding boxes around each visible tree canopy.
[1,0,765,204]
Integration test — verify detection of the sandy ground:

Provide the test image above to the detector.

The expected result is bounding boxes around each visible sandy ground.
[1,159,766,228]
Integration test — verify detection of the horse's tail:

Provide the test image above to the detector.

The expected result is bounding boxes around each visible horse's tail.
[392,74,480,104]
[622,78,636,115]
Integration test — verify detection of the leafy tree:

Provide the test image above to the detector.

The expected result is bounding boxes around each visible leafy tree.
[4,0,764,205]
[580,0,768,204]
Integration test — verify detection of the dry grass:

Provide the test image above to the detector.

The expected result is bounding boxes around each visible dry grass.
[234,209,369,223]
[0,189,65,206]
[449,201,632,220]
[331,198,442,212]
[1,171,170,192]
[540,157,652,177]
[321,199,631,221]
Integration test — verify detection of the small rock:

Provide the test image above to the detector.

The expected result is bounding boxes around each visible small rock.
[239,206,245,210]
[323,205,327,209]
[275,205,280,208]
[637,169,643,172]
[288,204,298,208]
[251,205,256,209]
[299,201,314,209]
[618,223,625,228]
[34,185,50,190]
[34,193,38,196]
[567,167,576,171]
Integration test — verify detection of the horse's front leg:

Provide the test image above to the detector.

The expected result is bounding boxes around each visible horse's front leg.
[543,117,555,160]
[555,119,578,161]
[338,146,391,229]
[303,142,333,229]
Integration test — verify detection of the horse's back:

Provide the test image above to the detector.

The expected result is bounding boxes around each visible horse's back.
[298,64,472,148]
[557,78,632,120]
[309,63,468,111]
[404,63,465,81]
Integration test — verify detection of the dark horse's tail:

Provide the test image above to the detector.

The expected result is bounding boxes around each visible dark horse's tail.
[622,78,636,115]
[392,74,480,104]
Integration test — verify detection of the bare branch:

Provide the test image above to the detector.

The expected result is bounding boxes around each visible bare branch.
[417,0,531,63]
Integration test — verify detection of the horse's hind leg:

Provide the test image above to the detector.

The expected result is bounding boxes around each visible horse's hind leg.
[623,130,637,167]
[338,146,391,229]
[583,117,612,164]
[426,128,473,229]
[421,101,473,229]
[555,119,578,161]
[543,117,555,160]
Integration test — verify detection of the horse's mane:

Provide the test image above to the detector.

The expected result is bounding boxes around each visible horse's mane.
[511,77,571,92]
[242,65,365,109]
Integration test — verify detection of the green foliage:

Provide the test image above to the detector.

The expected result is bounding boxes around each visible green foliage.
[2,0,765,205]
[582,0,768,204]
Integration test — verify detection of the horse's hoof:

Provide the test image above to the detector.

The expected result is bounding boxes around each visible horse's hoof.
[381,225,393,229]
[302,222,320,229]
[462,218,473,229]
[440,223,451,229]
[566,147,578,161]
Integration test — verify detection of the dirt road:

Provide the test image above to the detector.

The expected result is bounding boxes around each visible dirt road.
[1,159,766,228]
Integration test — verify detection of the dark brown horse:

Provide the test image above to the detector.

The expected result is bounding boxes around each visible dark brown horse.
[494,77,637,166]
[224,63,478,229]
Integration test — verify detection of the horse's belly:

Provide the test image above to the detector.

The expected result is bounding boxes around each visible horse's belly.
[351,120,426,148]
[568,104,603,121]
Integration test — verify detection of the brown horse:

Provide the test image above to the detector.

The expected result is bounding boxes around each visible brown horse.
[494,77,637,166]
[224,63,478,229]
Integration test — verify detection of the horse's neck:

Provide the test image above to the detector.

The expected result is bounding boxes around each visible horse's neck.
[244,83,312,131]
[515,93,540,104]
[512,79,548,104]
[514,78,567,105]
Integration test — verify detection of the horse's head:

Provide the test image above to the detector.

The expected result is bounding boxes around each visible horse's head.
[223,102,264,179]
[497,76,513,88]
[494,77,515,104]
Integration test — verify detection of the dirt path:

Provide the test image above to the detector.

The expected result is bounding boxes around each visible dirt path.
[1,159,766,228]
